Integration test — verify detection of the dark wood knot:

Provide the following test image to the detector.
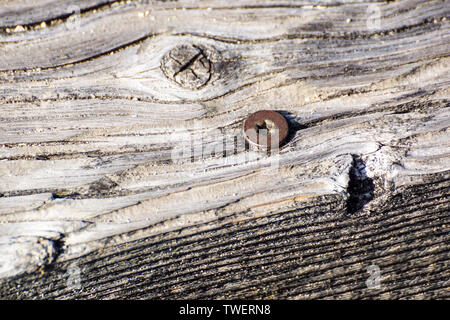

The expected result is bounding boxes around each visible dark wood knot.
[161,44,212,90]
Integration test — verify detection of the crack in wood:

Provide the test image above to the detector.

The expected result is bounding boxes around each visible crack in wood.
[346,155,375,213]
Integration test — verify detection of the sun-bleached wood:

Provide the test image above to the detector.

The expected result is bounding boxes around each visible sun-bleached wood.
[0,0,449,299]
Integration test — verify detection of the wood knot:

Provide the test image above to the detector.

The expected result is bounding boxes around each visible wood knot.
[161,44,212,90]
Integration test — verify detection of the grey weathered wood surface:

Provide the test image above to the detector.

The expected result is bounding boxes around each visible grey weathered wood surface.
[0,0,449,299]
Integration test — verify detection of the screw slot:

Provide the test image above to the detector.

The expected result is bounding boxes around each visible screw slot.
[255,119,276,135]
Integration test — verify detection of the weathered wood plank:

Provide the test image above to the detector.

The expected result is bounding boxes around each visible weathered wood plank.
[0,0,449,299]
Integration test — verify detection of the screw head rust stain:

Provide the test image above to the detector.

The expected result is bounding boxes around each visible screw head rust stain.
[243,110,289,150]
[161,44,212,90]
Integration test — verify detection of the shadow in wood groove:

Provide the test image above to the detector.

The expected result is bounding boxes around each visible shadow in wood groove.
[346,155,375,214]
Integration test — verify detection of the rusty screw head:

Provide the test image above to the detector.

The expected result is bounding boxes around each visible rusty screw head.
[243,110,289,150]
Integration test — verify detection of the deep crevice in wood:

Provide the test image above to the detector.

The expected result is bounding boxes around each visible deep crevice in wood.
[346,155,375,213]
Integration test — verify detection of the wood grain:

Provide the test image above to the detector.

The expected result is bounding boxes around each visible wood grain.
[0,0,449,299]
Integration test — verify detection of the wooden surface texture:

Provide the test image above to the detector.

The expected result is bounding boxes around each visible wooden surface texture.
[0,0,449,299]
